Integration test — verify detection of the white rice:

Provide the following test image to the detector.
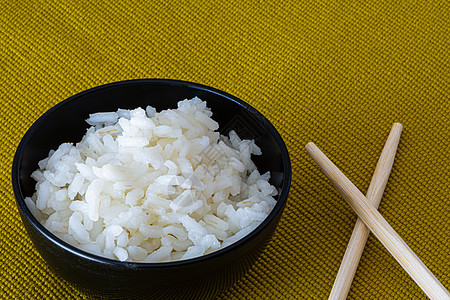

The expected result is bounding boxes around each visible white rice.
[26,97,278,262]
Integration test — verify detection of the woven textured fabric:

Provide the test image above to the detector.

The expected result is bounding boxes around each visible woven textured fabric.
[1,0,448,299]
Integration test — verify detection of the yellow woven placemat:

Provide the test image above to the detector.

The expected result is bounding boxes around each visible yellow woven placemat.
[1,1,448,299]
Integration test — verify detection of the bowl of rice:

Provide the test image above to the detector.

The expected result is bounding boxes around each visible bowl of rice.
[12,79,291,298]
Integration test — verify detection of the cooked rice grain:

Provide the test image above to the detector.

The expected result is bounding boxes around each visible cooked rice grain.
[26,98,277,262]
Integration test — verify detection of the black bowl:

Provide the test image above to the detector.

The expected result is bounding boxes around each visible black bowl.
[12,79,291,299]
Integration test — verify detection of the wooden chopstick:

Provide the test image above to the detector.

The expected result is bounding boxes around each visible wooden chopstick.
[329,123,403,300]
[305,142,450,300]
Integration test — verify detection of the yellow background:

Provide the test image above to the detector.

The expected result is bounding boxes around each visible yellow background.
[1,1,448,299]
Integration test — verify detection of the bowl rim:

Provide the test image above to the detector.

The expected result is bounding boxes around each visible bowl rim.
[12,78,292,269]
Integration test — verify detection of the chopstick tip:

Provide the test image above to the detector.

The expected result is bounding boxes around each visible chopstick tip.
[305,142,316,149]
[305,142,319,156]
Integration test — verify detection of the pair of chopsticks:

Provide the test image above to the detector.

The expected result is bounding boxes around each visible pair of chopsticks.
[305,123,449,300]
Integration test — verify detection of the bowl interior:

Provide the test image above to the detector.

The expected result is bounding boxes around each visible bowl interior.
[14,79,291,264]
